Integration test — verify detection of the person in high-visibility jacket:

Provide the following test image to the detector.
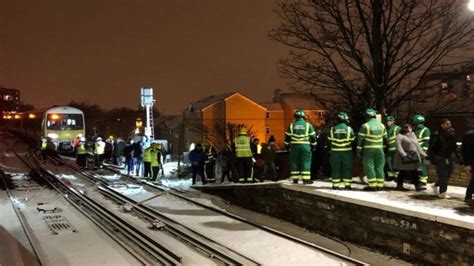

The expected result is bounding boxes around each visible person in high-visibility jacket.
[39,137,48,160]
[328,112,355,189]
[143,144,153,179]
[233,127,253,183]
[385,115,401,181]
[357,109,388,191]
[204,144,216,183]
[413,114,430,189]
[76,137,87,169]
[284,109,317,184]
[150,143,163,183]
[94,137,106,169]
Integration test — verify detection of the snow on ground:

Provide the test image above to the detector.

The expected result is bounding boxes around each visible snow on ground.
[280,178,474,229]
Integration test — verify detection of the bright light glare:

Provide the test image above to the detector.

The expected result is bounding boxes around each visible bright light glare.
[29,114,36,119]
[469,0,474,11]
[51,114,60,120]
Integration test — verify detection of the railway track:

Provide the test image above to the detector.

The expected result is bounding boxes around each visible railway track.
[12,149,179,265]
[56,155,367,266]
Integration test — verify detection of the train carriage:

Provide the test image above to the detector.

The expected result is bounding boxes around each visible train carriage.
[19,106,85,153]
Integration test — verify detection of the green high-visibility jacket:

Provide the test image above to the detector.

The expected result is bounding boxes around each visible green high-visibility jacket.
[414,125,431,152]
[387,124,401,152]
[357,118,388,150]
[151,150,162,167]
[235,135,253,158]
[328,123,355,152]
[94,142,105,155]
[143,147,152,163]
[284,119,317,146]
[76,144,86,155]
[40,141,47,150]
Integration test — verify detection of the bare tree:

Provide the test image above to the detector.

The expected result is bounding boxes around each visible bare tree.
[270,0,474,119]
[204,122,256,151]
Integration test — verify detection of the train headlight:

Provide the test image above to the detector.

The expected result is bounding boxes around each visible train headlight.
[47,133,59,139]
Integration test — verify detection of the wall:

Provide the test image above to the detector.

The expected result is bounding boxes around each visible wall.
[265,110,284,148]
[225,94,266,144]
[199,185,474,266]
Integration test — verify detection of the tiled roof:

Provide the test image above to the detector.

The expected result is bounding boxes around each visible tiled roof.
[187,92,236,112]
[261,103,283,111]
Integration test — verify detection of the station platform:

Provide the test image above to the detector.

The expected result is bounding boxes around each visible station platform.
[195,179,474,265]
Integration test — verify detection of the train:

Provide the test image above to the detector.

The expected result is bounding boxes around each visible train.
[3,106,85,153]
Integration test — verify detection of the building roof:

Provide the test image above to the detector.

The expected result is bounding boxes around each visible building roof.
[261,103,283,111]
[187,92,236,112]
[155,115,182,129]
[279,93,325,110]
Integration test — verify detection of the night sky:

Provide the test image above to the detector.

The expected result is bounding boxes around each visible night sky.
[1,0,288,114]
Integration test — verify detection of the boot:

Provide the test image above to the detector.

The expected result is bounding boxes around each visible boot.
[303,180,313,185]
[332,186,339,190]
[344,186,352,190]
[292,179,299,184]
[363,186,377,191]
[396,185,408,191]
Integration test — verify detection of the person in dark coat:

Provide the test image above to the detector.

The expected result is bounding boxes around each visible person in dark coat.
[219,146,234,183]
[262,142,278,181]
[189,143,206,185]
[311,127,331,180]
[132,141,144,176]
[123,140,135,175]
[428,119,458,198]
[462,122,474,204]
[112,138,126,166]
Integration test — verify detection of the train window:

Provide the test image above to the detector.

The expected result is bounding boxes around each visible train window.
[47,114,83,130]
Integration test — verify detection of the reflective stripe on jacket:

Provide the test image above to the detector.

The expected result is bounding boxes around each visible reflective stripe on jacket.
[284,119,317,146]
[328,123,355,152]
[415,125,431,152]
[235,135,253,158]
[357,118,387,150]
[387,125,401,152]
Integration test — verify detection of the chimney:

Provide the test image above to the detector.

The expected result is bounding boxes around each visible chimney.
[273,88,283,103]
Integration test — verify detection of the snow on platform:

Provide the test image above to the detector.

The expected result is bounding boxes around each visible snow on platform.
[271,179,474,230]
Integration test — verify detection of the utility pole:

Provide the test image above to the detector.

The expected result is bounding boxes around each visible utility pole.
[141,87,155,145]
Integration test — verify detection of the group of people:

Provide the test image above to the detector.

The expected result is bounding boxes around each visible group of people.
[287,107,473,202]
[188,132,279,185]
[187,108,474,203]
[69,135,166,183]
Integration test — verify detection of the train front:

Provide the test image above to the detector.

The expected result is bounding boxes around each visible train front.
[45,107,85,153]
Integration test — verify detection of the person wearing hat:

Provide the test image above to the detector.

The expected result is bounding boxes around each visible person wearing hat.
[328,112,355,189]
[39,137,48,160]
[385,115,401,182]
[233,127,254,183]
[76,137,87,169]
[284,109,317,184]
[412,114,430,189]
[357,108,388,191]
[150,143,163,183]
[94,137,106,169]
[142,143,153,180]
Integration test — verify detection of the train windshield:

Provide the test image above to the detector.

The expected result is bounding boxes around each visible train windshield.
[46,114,84,130]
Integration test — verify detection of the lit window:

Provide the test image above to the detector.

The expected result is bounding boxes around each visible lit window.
[467,75,471,82]
[3,95,13,101]
[441,82,448,89]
